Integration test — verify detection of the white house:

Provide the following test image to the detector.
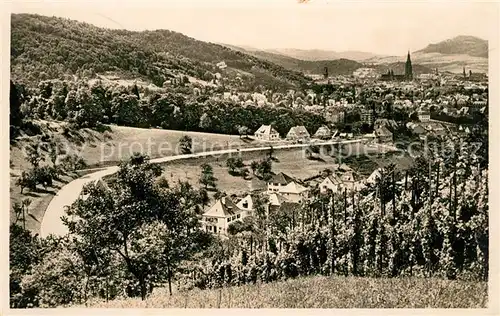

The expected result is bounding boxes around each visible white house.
[279,182,309,203]
[366,168,382,185]
[236,194,255,217]
[319,174,343,194]
[313,126,332,140]
[254,125,280,141]
[267,172,295,193]
[418,110,431,122]
[267,192,287,207]
[286,126,310,142]
[202,197,245,235]
[340,171,362,191]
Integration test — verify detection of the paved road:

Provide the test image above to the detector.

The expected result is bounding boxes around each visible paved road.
[39,139,364,238]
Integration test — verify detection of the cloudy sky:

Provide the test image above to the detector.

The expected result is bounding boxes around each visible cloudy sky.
[10,0,498,56]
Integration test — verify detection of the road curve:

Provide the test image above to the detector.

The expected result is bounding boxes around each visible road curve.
[39,139,364,238]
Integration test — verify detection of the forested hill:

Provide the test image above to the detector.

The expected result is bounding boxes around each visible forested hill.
[10,14,311,90]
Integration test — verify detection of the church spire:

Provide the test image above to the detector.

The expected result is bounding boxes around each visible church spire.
[405,50,413,81]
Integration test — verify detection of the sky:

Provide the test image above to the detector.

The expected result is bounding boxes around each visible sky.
[9,0,498,56]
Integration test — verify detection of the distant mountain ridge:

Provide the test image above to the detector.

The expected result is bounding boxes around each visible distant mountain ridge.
[223,44,435,76]
[264,48,381,61]
[416,35,488,58]
[225,35,488,75]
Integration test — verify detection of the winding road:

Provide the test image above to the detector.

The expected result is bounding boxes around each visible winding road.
[39,139,365,238]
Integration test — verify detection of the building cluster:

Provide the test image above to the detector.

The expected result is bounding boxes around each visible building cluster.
[161,53,488,237]
[252,123,393,145]
[201,164,373,236]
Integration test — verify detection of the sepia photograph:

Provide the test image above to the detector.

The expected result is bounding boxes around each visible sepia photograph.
[3,0,498,311]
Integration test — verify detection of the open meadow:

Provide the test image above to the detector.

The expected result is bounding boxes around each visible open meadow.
[158,142,407,198]
[9,122,267,233]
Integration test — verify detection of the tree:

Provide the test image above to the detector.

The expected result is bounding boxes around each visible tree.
[60,154,87,173]
[226,157,244,175]
[16,170,37,194]
[21,239,87,307]
[131,83,140,99]
[199,113,212,130]
[214,190,226,200]
[179,135,193,154]
[199,163,217,190]
[257,159,272,180]
[227,221,246,235]
[241,167,250,179]
[63,154,211,300]
[250,161,259,175]
[25,144,43,168]
[69,86,102,128]
[12,199,32,230]
[237,125,250,139]
[9,224,42,308]
[226,158,237,174]
[10,80,24,128]
[268,146,275,160]
[111,92,142,127]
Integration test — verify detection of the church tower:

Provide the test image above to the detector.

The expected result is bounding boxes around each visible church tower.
[405,51,413,81]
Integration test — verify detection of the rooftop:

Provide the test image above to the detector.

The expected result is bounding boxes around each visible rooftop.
[269,172,295,185]
[203,197,242,218]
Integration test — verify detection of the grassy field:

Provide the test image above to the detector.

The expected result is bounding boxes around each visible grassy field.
[159,147,338,197]
[158,142,404,198]
[10,121,267,170]
[9,121,406,233]
[87,275,488,308]
[9,121,266,233]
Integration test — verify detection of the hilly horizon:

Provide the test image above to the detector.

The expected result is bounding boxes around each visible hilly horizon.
[224,34,488,75]
[10,13,312,91]
[416,35,488,58]
[11,13,488,88]
[262,48,381,62]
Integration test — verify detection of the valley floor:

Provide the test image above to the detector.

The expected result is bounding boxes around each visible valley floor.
[9,122,267,233]
[87,275,488,308]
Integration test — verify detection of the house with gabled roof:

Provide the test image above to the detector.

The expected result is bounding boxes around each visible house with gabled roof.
[319,174,343,194]
[286,125,310,142]
[202,197,245,235]
[418,110,431,122]
[279,181,309,203]
[406,122,426,135]
[366,168,382,185]
[236,194,255,217]
[340,170,364,191]
[267,192,288,208]
[254,124,280,141]
[375,126,393,144]
[313,126,331,140]
[267,172,295,193]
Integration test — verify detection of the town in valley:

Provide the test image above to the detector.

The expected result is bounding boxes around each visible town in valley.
[7,6,490,310]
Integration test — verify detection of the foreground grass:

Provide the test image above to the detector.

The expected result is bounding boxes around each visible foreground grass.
[88,275,487,308]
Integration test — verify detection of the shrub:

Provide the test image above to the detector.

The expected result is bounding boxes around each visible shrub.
[179,135,193,154]
[60,154,87,173]
[36,166,56,188]
[16,170,37,193]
